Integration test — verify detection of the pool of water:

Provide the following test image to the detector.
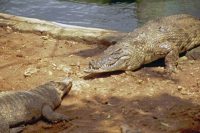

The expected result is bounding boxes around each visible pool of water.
[0,0,200,32]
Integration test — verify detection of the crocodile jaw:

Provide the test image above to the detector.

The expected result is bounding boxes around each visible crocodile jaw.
[84,56,130,73]
[84,45,131,73]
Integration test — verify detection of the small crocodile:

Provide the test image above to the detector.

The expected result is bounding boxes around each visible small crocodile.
[0,79,72,133]
[84,14,200,75]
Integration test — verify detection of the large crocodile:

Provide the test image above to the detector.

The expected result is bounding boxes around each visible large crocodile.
[84,14,200,75]
[0,79,72,133]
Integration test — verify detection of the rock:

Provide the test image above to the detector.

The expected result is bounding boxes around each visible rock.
[24,67,39,77]
[186,46,200,60]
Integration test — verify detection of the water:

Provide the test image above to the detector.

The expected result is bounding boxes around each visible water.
[0,0,200,32]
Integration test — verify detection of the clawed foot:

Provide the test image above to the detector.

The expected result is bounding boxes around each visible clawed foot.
[51,114,70,123]
[163,61,178,78]
[163,67,177,77]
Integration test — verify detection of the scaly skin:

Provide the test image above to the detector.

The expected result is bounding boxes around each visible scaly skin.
[0,79,72,133]
[84,14,200,75]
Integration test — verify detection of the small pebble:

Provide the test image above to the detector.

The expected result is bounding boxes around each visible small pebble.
[177,86,182,91]
[138,79,143,84]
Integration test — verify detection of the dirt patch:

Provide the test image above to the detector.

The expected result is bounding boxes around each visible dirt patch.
[0,26,200,133]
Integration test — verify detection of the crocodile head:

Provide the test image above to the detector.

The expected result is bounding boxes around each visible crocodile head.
[55,78,72,99]
[84,44,141,73]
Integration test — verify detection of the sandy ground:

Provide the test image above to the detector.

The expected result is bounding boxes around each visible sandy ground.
[0,26,200,133]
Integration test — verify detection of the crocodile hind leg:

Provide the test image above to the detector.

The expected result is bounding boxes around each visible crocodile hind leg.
[42,105,69,123]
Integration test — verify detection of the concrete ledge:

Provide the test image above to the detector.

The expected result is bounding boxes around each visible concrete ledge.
[0,13,126,45]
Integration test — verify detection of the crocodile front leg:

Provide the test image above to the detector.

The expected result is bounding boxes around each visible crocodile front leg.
[42,105,69,123]
[164,47,179,75]
[153,43,179,75]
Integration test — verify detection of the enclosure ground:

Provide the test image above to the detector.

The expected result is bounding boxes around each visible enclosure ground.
[0,27,200,133]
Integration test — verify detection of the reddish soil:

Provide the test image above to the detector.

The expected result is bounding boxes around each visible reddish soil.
[0,26,200,133]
